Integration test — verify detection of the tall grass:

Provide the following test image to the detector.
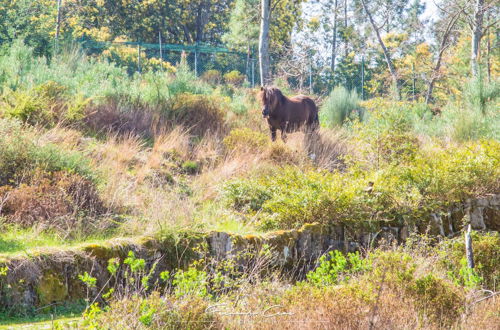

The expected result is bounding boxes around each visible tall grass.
[0,41,212,105]
[320,86,363,127]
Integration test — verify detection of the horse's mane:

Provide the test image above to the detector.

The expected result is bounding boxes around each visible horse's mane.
[260,86,286,106]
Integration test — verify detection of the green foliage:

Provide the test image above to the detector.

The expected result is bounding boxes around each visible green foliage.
[437,231,499,289]
[307,251,370,286]
[320,86,363,127]
[82,303,104,328]
[167,57,211,97]
[223,128,268,153]
[222,139,499,230]
[464,76,500,116]
[201,69,222,85]
[78,272,97,288]
[181,161,200,175]
[124,251,146,273]
[173,267,209,298]
[223,70,246,86]
[0,119,96,185]
[167,93,226,136]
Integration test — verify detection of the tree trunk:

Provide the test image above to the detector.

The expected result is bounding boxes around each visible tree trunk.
[360,0,400,99]
[331,0,338,75]
[486,13,491,82]
[259,0,271,85]
[425,13,459,104]
[344,0,348,57]
[55,0,62,41]
[471,0,484,77]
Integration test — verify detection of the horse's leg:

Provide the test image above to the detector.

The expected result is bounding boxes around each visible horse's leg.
[280,121,289,143]
[270,125,277,142]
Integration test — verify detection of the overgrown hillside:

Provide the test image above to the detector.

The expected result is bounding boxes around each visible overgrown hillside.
[0,42,499,328]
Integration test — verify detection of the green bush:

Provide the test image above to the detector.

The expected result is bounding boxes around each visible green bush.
[437,231,499,290]
[0,119,96,185]
[221,139,499,230]
[181,160,200,174]
[168,93,227,136]
[307,251,370,286]
[223,128,268,153]
[1,81,88,126]
[83,292,217,329]
[201,69,222,85]
[320,86,363,127]
[223,70,246,86]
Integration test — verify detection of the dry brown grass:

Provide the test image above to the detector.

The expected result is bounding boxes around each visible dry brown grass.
[0,171,106,235]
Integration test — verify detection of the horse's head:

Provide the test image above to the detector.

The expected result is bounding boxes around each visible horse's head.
[260,86,284,118]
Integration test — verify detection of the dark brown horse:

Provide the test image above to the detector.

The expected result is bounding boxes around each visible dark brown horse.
[260,86,319,142]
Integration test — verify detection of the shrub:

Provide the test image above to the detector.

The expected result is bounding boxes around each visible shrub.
[223,70,246,86]
[167,93,227,136]
[0,119,95,186]
[307,251,370,286]
[83,292,218,329]
[0,171,105,228]
[201,69,222,85]
[0,81,88,127]
[167,55,211,97]
[181,161,200,175]
[220,139,499,230]
[437,231,499,290]
[223,128,268,153]
[265,142,301,164]
[320,86,362,127]
[173,267,209,298]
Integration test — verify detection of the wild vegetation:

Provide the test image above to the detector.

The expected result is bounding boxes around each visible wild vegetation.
[0,0,499,327]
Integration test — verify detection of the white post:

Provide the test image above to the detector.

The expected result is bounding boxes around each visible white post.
[465,224,475,269]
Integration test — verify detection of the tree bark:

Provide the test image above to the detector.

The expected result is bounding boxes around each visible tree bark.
[331,0,338,75]
[344,0,348,57]
[360,0,400,99]
[55,0,62,41]
[471,0,484,77]
[259,0,271,85]
[486,13,491,82]
[425,12,460,104]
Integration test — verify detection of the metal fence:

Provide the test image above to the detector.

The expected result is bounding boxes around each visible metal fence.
[80,39,422,100]
[81,39,258,87]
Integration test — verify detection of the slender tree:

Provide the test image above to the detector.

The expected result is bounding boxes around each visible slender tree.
[331,0,339,74]
[470,0,484,77]
[360,0,401,99]
[259,0,271,85]
[425,9,461,104]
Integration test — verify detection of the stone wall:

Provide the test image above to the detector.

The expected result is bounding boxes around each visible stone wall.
[0,195,498,312]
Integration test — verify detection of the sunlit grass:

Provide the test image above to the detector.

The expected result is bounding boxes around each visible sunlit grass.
[0,224,111,257]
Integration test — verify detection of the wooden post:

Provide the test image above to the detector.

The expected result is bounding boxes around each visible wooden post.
[465,224,475,269]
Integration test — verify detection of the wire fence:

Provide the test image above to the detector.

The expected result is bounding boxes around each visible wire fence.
[79,39,423,100]
[81,39,258,86]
